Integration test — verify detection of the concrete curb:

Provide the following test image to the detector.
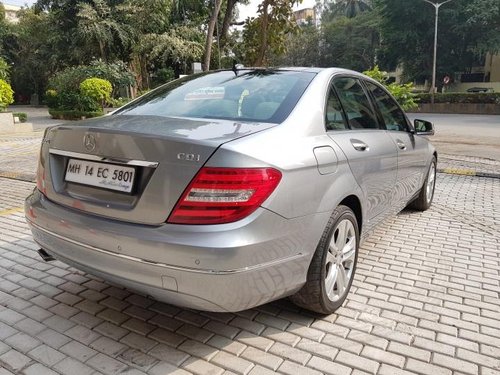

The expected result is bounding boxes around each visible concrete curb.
[438,168,500,179]
[0,171,36,183]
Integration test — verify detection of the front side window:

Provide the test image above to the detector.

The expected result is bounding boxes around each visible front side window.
[333,77,380,129]
[115,70,316,124]
[365,81,409,132]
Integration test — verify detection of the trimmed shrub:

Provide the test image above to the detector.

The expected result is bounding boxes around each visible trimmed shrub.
[44,89,59,108]
[108,97,130,108]
[48,109,104,120]
[0,57,10,82]
[46,60,134,118]
[48,61,134,99]
[416,93,500,104]
[80,78,113,109]
[13,112,27,122]
[0,79,14,111]
[57,91,102,112]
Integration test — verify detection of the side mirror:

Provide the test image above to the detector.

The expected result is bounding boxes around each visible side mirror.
[414,119,435,136]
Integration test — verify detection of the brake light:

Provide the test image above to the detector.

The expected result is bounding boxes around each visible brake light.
[168,167,282,224]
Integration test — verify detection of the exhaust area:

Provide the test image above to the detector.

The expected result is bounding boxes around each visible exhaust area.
[38,249,55,262]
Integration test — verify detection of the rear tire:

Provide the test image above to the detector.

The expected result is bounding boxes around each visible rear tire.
[291,205,359,314]
[410,156,437,211]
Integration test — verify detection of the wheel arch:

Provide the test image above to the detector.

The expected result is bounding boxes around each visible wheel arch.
[339,195,363,237]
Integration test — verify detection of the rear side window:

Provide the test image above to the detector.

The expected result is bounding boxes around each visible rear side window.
[115,70,316,124]
[333,77,380,129]
[325,88,348,130]
[365,81,409,132]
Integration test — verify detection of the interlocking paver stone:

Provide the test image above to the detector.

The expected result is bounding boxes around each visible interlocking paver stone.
[36,328,72,349]
[28,344,66,367]
[0,349,32,372]
[147,344,190,366]
[22,363,58,375]
[117,348,158,371]
[0,321,17,340]
[53,357,95,375]
[5,332,41,353]
[60,340,98,362]
[86,353,128,374]
[90,336,127,358]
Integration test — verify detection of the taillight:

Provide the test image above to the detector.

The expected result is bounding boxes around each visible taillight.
[36,127,52,196]
[168,167,282,224]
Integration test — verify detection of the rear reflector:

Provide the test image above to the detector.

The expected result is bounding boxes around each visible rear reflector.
[36,164,46,195]
[168,167,282,224]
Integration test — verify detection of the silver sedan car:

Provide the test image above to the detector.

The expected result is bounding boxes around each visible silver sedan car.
[25,68,436,314]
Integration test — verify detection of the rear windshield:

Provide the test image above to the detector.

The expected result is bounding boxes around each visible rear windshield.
[115,70,316,123]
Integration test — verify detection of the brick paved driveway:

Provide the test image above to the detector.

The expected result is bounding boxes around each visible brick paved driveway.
[0,168,499,374]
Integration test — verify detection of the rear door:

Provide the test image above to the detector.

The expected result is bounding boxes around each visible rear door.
[364,80,428,207]
[326,76,398,227]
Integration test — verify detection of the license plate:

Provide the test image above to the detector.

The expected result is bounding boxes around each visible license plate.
[65,159,136,193]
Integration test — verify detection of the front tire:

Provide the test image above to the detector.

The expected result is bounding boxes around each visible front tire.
[291,205,359,314]
[410,156,437,211]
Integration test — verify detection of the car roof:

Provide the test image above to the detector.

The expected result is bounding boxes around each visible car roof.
[277,67,360,74]
[228,67,365,75]
[227,66,370,78]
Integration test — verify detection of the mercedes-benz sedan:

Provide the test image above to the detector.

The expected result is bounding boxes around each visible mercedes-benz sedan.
[25,68,436,313]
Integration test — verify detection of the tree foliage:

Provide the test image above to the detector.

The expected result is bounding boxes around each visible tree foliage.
[270,22,321,66]
[375,0,500,82]
[323,0,372,21]
[319,10,379,70]
[0,0,498,106]
[137,26,204,66]
[242,0,300,66]
[364,65,418,110]
[274,1,380,71]
[76,0,134,61]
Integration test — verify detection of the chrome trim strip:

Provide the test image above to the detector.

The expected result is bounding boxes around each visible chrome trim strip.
[28,220,304,275]
[49,149,159,168]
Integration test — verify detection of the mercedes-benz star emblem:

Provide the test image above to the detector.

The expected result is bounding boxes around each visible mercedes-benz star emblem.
[83,134,96,152]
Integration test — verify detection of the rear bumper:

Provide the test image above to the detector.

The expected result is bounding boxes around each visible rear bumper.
[25,190,329,312]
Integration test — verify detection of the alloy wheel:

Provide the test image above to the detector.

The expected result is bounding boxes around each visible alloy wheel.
[426,162,436,204]
[325,219,357,302]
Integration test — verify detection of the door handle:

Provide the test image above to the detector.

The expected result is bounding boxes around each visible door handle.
[350,139,369,151]
[396,139,407,150]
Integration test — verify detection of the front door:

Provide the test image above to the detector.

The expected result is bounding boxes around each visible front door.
[364,81,428,208]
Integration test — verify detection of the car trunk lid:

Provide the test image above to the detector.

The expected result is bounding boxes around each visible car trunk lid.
[41,115,275,225]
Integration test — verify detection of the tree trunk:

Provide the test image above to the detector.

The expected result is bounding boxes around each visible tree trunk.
[219,0,237,51]
[254,0,270,66]
[203,0,223,71]
[98,40,106,61]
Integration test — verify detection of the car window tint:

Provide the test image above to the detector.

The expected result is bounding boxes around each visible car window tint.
[333,77,379,129]
[325,88,348,131]
[365,81,408,132]
[115,70,316,124]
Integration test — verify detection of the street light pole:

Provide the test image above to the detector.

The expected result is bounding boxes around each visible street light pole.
[422,0,453,104]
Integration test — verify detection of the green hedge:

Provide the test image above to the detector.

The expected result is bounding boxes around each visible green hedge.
[416,93,500,104]
[13,112,27,123]
[49,109,103,120]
